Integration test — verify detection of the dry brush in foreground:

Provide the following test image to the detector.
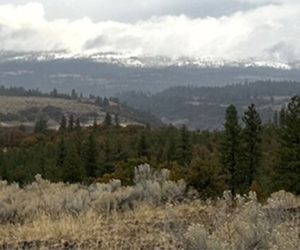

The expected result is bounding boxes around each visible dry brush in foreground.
[0,164,299,249]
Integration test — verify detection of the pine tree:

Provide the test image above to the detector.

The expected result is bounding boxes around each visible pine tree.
[275,96,300,194]
[75,118,81,132]
[242,104,262,189]
[137,132,150,159]
[104,139,111,162]
[220,105,242,195]
[59,115,67,132]
[82,132,98,178]
[50,88,58,97]
[279,107,286,127]
[56,136,67,167]
[175,125,192,165]
[95,96,103,106]
[165,137,176,163]
[62,144,85,183]
[103,97,109,107]
[273,111,279,127]
[93,117,98,129]
[104,113,112,127]
[68,115,74,131]
[71,89,78,99]
[0,133,5,180]
[115,114,120,128]
[34,116,48,134]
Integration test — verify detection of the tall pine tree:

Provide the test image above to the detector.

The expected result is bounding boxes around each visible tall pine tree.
[175,125,192,166]
[56,136,67,168]
[242,104,262,189]
[59,115,67,132]
[82,132,98,178]
[62,144,85,183]
[68,115,74,131]
[220,105,242,195]
[275,96,300,194]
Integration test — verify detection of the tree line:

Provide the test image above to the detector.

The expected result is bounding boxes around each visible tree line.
[0,96,299,197]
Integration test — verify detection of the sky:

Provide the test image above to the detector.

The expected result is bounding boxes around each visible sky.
[0,0,299,62]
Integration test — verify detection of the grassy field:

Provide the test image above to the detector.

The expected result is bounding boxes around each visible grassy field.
[0,165,299,249]
[0,96,100,115]
[0,96,145,129]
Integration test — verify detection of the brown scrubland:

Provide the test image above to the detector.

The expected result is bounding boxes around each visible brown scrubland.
[0,165,299,250]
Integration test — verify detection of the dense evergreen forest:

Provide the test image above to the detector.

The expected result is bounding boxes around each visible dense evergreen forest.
[0,95,299,198]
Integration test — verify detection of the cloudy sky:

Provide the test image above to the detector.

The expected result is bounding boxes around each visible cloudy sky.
[0,0,299,62]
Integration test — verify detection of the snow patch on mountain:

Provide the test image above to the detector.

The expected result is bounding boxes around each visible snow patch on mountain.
[0,50,296,70]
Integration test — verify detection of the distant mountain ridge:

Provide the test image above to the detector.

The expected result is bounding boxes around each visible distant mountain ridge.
[1,51,300,98]
[0,50,298,70]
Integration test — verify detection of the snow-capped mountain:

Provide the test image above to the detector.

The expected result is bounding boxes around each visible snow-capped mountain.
[0,50,298,70]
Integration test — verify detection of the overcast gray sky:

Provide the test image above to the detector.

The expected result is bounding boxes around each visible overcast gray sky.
[0,0,267,22]
[0,0,299,62]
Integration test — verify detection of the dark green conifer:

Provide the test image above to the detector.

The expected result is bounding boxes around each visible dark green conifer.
[34,116,48,134]
[137,132,150,159]
[68,115,74,131]
[115,114,120,128]
[62,144,85,183]
[175,125,192,165]
[104,113,112,127]
[220,105,241,195]
[56,136,67,167]
[275,96,300,194]
[242,104,262,188]
[82,132,98,178]
[59,115,67,132]
[75,118,81,132]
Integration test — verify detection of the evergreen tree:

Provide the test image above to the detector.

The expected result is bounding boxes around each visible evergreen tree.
[137,132,150,159]
[68,115,74,131]
[34,116,48,134]
[103,97,109,107]
[95,96,103,106]
[279,107,286,127]
[242,104,262,188]
[165,137,176,163]
[175,125,192,165]
[275,96,300,194]
[59,115,67,132]
[104,139,111,162]
[104,113,112,127]
[71,89,78,99]
[62,144,85,183]
[56,136,67,167]
[50,88,58,97]
[115,114,120,128]
[220,105,241,195]
[273,111,279,127]
[82,132,98,178]
[75,118,81,132]
[0,134,5,180]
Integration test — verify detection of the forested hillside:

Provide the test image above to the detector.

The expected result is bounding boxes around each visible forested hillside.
[1,95,299,197]
[120,81,300,129]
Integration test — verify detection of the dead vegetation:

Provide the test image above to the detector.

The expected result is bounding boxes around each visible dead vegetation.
[0,165,299,249]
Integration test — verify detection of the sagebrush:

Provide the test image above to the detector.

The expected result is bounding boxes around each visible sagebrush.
[0,165,299,249]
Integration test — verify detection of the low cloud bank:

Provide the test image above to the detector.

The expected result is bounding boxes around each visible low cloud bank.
[0,2,299,62]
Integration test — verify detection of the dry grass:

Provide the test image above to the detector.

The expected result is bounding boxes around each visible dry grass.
[0,165,299,249]
[0,96,100,115]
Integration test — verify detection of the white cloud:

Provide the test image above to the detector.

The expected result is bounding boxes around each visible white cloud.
[0,2,299,62]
